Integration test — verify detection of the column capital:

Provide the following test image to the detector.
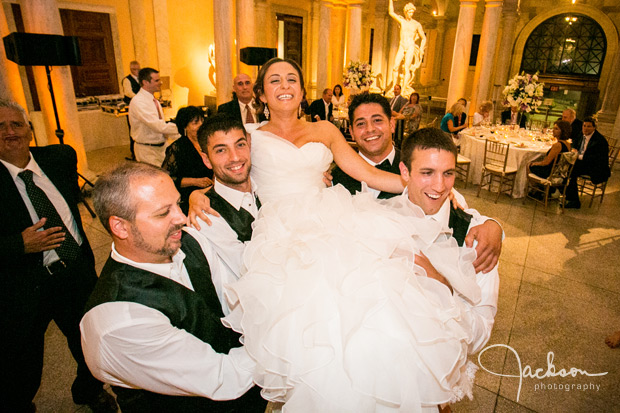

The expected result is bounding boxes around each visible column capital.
[484,0,503,7]
[458,0,480,5]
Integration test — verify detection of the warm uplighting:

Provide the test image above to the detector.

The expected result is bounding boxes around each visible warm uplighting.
[432,10,437,16]
[565,16,578,25]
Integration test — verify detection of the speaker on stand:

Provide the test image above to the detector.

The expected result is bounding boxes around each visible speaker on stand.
[3,32,96,217]
[240,47,277,67]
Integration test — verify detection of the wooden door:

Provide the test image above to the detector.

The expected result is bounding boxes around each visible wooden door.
[60,9,118,97]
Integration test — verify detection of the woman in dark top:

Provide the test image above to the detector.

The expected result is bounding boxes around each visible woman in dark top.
[162,106,213,214]
[529,119,572,178]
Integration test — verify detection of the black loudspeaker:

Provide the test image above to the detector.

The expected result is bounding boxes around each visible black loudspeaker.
[3,32,81,66]
[240,47,277,66]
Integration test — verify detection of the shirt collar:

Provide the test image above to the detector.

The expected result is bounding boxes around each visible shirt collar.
[359,146,396,167]
[0,151,43,182]
[213,178,258,211]
[401,187,451,227]
[111,241,186,279]
[238,99,254,111]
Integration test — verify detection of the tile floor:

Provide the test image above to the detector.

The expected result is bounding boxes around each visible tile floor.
[32,145,620,412]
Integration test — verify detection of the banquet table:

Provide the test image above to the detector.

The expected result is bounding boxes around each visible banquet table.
[458,126,554,198]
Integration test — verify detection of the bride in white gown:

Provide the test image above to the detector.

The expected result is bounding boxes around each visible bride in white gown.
[207,59,483,412]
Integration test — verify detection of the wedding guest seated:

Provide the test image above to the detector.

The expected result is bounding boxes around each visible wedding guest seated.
[562,108,583,143]
[331,84,345,108]
[528,119,572,178]
[473,100,493,126]
[501,105,527,128]
[161,106,213,214]
[457,97,468,127]
[400,92,422,133]
[440,102,467,146]
[396,127,500,354]
[81,162,266,412]
[565,117,611,209]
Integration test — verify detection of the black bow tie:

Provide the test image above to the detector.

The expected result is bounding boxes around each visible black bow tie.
[375,159,392,171]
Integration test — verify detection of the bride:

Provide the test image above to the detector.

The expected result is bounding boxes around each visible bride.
[194,58,489,412]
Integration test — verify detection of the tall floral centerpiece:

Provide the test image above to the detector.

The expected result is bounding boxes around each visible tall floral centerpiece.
[343,61,375,94]
[502,72,545,114]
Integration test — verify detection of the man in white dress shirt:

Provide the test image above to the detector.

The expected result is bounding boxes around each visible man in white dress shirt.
[81,162,266,412]
[217,73,266,125]
[397,127,500,354]
[128,67,179,166]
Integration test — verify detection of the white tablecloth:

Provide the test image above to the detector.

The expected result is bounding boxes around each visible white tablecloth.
[459,127,552,198]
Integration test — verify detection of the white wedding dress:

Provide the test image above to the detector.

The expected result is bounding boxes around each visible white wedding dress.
[223,125,481,412]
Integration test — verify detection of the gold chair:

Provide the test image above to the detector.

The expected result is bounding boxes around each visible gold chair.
[577,143,619,207]
[455,154,471,188]
[525,151,577,214]
[477,140,517,203]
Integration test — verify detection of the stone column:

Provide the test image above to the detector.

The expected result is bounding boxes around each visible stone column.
[213,0,234,105]
[20,0,89,169]
[330,3,346,88]
[316,1,332,98]
[610,102,620,143]
[492,4,518,109]
[346,2,363,63]
[469,0,503,116]
[237,0,256,76]
[0,6,27,107]
[446,0,479,109]
[128,0,150,64]
[596,49,620,138]
[153,0,172,77]
[371,10,388,91]
[255,0,270,47]
[431,16,447,85]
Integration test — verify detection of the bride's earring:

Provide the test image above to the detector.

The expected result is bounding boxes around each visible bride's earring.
[264,104,270,119]
[298,104,302,119]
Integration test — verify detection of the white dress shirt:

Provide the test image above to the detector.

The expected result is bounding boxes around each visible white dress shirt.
[197,179,259,276]
[578,132,594,160]
[122,75,139,99]
[237,100,257,125]
[359,147,396,198]
[128,88,179,166]
[80,227,255,398]
[403,193,500,354]
[1,154,82,265]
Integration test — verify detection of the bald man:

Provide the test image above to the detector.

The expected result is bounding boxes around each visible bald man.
[562,108,583,144]
[217,74,267,125]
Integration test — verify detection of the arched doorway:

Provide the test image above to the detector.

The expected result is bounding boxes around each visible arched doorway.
[520,13,606,118]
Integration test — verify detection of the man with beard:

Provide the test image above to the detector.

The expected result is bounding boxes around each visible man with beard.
[80,162,266,412]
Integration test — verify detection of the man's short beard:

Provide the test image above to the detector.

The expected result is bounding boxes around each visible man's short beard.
[130,223,184,257]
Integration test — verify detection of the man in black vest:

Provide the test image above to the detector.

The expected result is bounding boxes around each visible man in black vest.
[396,127,500,354]
[81,162,266,412]
[0,100,116,413]
[194,114,258,274]
[122,61,141,160]
[332,93,401,200]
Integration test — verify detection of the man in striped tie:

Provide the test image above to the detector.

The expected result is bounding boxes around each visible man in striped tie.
[128,67,179,166]
[0,100,117,412]
[217,73,267,125]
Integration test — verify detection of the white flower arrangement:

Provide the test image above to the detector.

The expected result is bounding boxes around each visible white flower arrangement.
[343,61,375,92]
[502,72,545,113]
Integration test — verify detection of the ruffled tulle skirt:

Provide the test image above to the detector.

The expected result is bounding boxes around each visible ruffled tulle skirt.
[223,185,479,412]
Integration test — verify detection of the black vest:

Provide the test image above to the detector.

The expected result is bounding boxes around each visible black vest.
[85,233,265,412]
[206,187,258,242]
[123,74,140,103]
[332,149,402,199]
[448,207,473,247]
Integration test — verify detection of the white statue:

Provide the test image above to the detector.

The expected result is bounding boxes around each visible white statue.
[389,0,427,91]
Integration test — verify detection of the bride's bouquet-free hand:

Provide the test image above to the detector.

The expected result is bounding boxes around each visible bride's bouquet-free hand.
[502,72,545,113]
[343,61,375,93]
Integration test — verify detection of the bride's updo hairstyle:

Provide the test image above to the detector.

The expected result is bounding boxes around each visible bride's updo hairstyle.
[253,57,306,116]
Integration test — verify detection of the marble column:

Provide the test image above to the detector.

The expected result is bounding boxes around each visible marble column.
[346,2,363,63]
[469,0,503,116]
[153,0,172,77]
[431,16,447,85]
[213,0,234,105]
[316,1,332,98]
[20,0,89,169]
[596,49,620,138]
[492,4,518,110]
[255,0,270,47]
[331,4,346,89]
[128,0,150,65]
[371,10,388,90]
[610,101,620,142]
[237,0,256,76]
[0,6,27,107]
[446,0,479,109]
[309,0,320,97]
